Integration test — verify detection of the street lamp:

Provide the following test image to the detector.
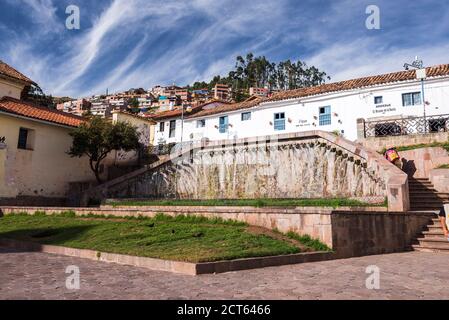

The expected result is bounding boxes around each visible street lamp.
[404,57,427,133]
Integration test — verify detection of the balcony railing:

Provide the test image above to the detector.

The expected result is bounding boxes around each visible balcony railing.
[363,114,449,138]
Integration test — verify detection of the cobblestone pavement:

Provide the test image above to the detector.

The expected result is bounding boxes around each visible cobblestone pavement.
[1,247,448,300]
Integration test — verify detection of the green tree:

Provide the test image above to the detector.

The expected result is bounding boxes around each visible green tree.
[68,117,140,184]
[129,97,140,114]
[189,52,330,102]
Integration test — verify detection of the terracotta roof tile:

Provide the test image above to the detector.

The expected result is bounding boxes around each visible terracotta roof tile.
[188,63,449,119]
[189,97,265,119]
[0,97,84,127]
[0,60,35,84]
[149,100,231,121]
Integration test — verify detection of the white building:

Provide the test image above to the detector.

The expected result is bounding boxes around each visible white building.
[152,63,449,145]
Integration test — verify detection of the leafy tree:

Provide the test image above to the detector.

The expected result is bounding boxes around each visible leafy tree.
[21,84,56,108]
[68,117,140,184]
[188,52,330,102]
[129,97,140,114]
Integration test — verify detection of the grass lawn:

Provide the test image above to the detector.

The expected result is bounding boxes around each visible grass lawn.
[106,198,383,208]
[0,212,330,263]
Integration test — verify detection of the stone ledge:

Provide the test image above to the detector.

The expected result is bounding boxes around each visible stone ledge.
[0,205,393,216]
[0,238,334,275]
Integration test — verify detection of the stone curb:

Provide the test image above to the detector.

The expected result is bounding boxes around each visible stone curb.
[0,238,334,276]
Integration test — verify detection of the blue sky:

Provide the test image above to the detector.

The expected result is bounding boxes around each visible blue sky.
[1,0,448,98]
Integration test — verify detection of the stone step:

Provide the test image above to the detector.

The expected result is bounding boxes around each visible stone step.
[408,181,433,186]
[409,194,449,200]
[428,220,444,226]
[409,188,439,192]
[412,245,449,253]
[410,199,444,204]
[417,238,449,249]
[411,206,442,211]
[422,233,446,240]
[409,191,449,195]
[410,206,444,211]
[423,229,445,235]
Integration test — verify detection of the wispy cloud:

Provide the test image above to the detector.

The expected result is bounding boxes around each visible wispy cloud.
[1,0,448,98]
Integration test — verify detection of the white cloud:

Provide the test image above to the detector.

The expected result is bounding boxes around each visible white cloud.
[307,38,449,82]
[2,0,449,98]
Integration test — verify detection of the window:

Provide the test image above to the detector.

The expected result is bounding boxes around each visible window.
[241,112,251,121]
[319,106,331,126]
[17,128,34,150]
[274,112,285,131]
[159,122,165,132]
[197,119,206,128]
[169,120,176,138]
[402,92,422,106]
[219,116,229,134]
[374,96,383,104]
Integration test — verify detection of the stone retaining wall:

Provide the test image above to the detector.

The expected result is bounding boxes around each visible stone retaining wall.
[79,130,410,212]
[0,206,433,259]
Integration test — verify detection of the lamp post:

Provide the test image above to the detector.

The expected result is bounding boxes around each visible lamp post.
[404,57,427,133]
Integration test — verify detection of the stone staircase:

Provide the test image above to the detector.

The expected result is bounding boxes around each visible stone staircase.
[412,218,449,252]
[409,178,449,211]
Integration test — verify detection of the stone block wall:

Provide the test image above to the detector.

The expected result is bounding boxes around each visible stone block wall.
[330,211,433,258]
[357,131,449,153]
[81,131,410,212]
[399,147,449,179]
[429,169,449,193]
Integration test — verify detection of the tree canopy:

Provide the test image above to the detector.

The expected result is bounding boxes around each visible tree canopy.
[68,117,140,183]
[189,53,330,102]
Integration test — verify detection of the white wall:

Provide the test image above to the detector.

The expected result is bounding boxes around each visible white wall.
[154,77,449,144]
[0,78,25,100]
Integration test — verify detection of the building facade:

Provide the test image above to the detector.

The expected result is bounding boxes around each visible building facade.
[0,61,97,204]
[56,99,92,116]
[151,64,449,145]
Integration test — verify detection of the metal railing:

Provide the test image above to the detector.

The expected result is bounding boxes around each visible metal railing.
[363,114,449,138]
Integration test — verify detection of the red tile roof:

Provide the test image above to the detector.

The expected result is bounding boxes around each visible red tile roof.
[0,60,35,84]
[149,100,231,121]
[189,97,264,119]
[268,63,449,102]
[189,63,449,119]
[0,97,84,127]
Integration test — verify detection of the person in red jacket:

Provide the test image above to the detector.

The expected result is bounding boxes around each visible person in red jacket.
[384,147,402,170]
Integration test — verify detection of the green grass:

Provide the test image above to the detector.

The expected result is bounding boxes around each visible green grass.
[379,142,449,154]
[106,198,382,208]
[0,212,330,263]
[436,164,449,169]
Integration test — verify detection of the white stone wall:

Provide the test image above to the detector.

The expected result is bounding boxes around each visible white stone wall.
[154,76,449,144]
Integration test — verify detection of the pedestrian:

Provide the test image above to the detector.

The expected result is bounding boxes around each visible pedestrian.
[384,147,402,170]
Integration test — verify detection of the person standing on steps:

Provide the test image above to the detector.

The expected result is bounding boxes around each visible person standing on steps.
[438,205,449,240]
[384,147,402,170]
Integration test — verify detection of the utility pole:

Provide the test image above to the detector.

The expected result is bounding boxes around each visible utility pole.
[404,57,427,133]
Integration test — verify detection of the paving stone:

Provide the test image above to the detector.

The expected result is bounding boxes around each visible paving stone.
[1,247,449,299]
